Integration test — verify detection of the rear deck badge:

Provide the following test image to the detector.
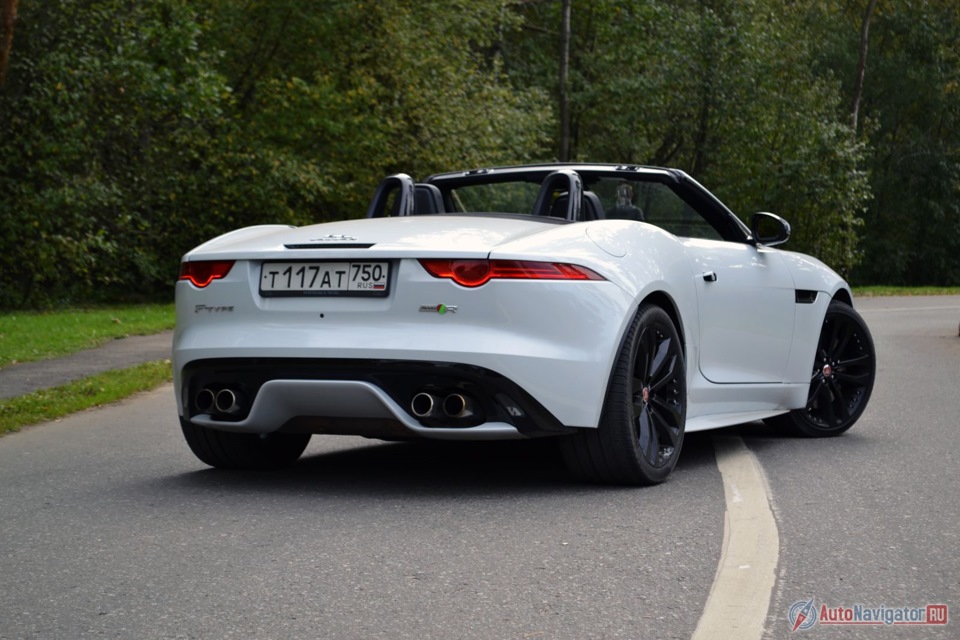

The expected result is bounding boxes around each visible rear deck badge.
[419,304,458,314]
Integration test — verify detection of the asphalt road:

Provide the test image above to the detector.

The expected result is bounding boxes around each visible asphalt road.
[0,296,956,639]
[753,296,959,638]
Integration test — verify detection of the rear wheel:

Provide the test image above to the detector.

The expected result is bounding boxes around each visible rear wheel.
[562,303,686,485]
[180,418,310,469]
[765,300,875,437]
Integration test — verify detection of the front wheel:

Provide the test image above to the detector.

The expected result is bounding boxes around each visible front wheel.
[765,300,875,437]
[562,303,686,485]
[180,418,311,469]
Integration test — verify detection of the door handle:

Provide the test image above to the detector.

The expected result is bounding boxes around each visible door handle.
[702,271,718,282]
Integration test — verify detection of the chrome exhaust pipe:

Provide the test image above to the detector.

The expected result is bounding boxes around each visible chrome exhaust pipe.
[443,393,475,419]
[214,388,242,415]
[195,388,216,414]
[411,392,439,418]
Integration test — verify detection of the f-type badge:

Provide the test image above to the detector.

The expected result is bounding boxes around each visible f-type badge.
[419,304,458,315]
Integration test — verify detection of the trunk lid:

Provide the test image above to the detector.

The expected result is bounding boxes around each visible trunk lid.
[186,215,563,261]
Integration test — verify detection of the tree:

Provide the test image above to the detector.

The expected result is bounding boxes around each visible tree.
[0,0,15,86]
[806,0,960,285]
[0,0,552,308]
[501,0,870,276]
[0,0,255,306]
[559,0,572,161]
[190,0,553,217]
[849,0,878,133]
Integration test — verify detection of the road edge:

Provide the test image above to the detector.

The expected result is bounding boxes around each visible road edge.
[691,435,780,640]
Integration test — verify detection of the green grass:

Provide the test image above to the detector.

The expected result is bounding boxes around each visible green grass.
[0,360,172,436]
[0,304,174,368]
[853,286,960,297]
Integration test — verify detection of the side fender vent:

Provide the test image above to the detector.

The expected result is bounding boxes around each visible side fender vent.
[795,290,819,304]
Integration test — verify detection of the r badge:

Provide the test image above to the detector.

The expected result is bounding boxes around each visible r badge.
[419,304,458,315]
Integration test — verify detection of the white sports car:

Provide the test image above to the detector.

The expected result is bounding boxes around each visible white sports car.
[173,164,875,484]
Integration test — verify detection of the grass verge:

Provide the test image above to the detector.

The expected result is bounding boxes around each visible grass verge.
[0,360,172,436]
[0,304,174,368]
[853,286,960,297]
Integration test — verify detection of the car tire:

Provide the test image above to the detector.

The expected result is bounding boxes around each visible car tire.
[180,418,311,469]
[561,303,686,485]
[764,300,875,437]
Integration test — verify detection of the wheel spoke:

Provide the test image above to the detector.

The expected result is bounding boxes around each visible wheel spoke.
[651,396,682,434]
[637,407,653,459]
[828,379,851,421]
[648,335,672,382]
[835,370,871,386]
[836,353,873,370]
[820,389,838,425]
[651,402,682,447]
[831,318,855,358]
[826,317,842,354]
[636,326,655,383]
[645,410,661,465]
[807,377,828,403]
[648,354,677,393]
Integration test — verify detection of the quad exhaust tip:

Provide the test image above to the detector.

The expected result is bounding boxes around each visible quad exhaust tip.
[410,391,477,420]
[410,392,438,418]
[195,388,216,414]
[442,393,475,419]
[194,387,243,416]
[215,388,242,415]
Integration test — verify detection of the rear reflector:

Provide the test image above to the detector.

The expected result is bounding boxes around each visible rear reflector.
[179,261,235,288]
[418,259,604,288]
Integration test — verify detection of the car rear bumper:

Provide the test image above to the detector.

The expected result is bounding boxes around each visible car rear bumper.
[173,271,636,436]
[177,359,575,440]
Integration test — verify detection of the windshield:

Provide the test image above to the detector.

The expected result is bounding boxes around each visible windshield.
[448,176,723,240]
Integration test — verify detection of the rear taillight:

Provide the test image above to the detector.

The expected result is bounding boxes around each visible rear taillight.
[418,259,604,288]
[179,261,235,288]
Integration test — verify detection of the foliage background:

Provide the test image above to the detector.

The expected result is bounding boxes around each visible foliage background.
[0,0,957,308]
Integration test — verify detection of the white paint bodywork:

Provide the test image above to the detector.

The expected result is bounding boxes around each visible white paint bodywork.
[174,214,852,439]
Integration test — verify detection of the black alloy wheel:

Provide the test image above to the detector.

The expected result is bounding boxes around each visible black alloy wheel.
[562,303,686,485]
[766,300,876,437]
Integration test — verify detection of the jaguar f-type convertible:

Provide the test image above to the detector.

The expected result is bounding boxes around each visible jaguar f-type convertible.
[173,164,876,484]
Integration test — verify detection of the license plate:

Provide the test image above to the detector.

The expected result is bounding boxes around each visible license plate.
[259,261,390,297]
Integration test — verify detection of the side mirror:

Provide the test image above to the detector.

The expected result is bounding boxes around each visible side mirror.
[750,212,791,247]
